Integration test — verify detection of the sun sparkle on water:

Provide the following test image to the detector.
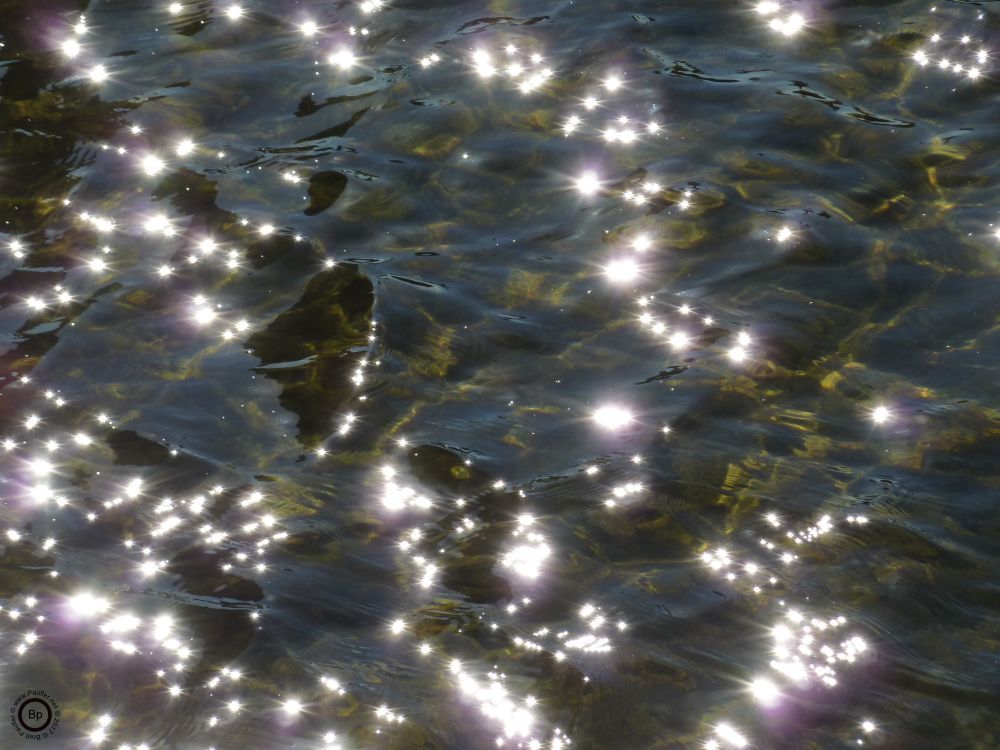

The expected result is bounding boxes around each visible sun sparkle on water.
[4,1,985,747]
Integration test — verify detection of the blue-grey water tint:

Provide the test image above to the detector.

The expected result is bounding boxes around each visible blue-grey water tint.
[1,0,998,748]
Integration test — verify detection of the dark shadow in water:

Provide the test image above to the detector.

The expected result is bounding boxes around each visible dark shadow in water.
[247,264,373,443]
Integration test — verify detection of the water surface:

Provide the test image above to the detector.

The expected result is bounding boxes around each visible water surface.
[1,1,999,748]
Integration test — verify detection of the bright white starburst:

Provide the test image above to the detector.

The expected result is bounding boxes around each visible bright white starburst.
[574,171,601,196]
[329,48,357,70]
[592,405,633,430]
[870,404,891,425]
[604,258,639,284]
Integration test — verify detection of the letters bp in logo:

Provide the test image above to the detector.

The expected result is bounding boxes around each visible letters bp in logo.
[9,690,60,740]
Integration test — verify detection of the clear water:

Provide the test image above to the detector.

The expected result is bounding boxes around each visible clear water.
[1,1,998,748]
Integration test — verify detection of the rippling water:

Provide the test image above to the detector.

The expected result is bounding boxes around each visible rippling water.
[1,1,999,748]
